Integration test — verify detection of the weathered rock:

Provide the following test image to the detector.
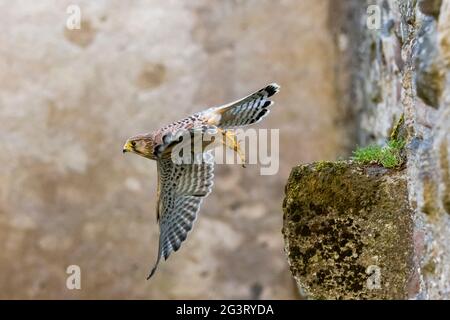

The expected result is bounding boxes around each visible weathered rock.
[330,0,450,299]
[283,162,415,299]
[418,0,443,18]
[414,17,445,109]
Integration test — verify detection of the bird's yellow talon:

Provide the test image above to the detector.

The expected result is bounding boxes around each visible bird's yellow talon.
[219,129,246,167]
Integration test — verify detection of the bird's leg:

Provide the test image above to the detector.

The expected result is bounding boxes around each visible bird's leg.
[219,129,246,168]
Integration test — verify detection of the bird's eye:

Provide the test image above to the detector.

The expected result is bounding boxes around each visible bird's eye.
[131,141,136,147]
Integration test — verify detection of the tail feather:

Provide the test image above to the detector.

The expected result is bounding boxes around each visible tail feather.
[209,83,280,128]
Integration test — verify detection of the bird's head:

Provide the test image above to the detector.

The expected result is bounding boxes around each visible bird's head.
[123,134,156,159]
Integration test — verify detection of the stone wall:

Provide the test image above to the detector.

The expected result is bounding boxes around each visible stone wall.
[284,0,450,299]
[349,0,450,299]
[283,162,415,299]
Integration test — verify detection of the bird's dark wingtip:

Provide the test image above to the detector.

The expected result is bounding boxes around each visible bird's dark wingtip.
[147,266,157,280]
[265,83,280,97]
[147,252,162,280]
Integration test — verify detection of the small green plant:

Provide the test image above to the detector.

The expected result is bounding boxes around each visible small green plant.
[352,139,405,169]
[352,114,406,169]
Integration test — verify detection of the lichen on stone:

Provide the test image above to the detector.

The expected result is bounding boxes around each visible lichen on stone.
[327,0,450,300]
[283,162,415,299]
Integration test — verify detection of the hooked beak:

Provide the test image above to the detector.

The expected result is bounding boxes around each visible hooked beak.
[123,141,133,154]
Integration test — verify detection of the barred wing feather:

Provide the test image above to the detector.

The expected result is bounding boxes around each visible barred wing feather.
[206,83,280,128]
[147,154,214,279]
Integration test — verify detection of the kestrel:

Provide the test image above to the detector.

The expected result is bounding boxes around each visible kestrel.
[123,83,280,279]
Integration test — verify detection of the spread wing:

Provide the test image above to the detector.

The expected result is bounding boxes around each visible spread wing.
[145,83,280,279]
[147,153,214,279]
[203,83,280,128]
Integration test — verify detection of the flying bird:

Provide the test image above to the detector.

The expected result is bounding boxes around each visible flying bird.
[123,83,280,279]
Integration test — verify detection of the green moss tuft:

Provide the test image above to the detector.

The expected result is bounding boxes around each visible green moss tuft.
[352,145,383,164]
[314,160,347,173]
[352,114,407,169]
[352,139,405,169]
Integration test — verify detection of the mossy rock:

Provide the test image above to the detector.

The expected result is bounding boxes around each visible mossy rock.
[282,161,415,299]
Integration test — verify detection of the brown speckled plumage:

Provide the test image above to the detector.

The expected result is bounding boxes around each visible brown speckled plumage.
[123,83,280,279]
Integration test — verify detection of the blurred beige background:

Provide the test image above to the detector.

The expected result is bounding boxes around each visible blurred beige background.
[0,0,349,299]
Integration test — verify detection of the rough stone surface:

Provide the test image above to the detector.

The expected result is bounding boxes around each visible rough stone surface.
[283,162,415,299]
[0,1,349,298]
[282,0,450,299]
[329,0,450,299]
